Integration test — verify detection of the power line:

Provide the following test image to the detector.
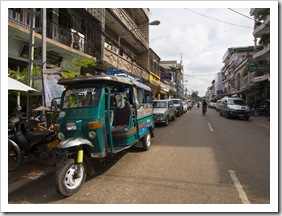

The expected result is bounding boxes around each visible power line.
[184,73,216,76]
[183,8,253,29]
[228,8,255,21]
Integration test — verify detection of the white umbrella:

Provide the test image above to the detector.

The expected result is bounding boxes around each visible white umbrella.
[8,77,39,92]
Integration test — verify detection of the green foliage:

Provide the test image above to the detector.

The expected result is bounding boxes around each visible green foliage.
[62,71,78,78]
[259,33,270,45]
[191,90,199,98]
[61,55,96,77]
[255,8,270,21]
[9,65,42,85]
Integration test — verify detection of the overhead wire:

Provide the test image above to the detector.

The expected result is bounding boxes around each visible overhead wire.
[183,8,253,29]
[228,8,255,21]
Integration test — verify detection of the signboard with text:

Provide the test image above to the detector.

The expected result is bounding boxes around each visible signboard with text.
[248,62,269,72]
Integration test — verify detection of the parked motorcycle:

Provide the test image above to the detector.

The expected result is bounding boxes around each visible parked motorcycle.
[8,111,58,171]
[251,105,266,117]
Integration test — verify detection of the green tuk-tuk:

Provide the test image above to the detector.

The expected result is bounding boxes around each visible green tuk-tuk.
[53,72,155,196]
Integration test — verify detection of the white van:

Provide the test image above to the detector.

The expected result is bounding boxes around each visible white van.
[219,97,251,120]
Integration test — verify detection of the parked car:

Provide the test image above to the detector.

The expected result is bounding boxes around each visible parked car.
[182,100,188,113]
[171,98,184,117]
[216,99,222,111]
[208,102,216,109]
[153,99,176,126]
[187,100,193,110]
[219,97,251,120]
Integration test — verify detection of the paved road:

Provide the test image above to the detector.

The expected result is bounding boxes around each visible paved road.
[7,107,271,211]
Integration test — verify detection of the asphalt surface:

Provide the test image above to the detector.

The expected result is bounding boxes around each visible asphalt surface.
[8,114,270,195]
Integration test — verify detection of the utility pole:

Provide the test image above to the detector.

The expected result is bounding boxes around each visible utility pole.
[27,8,47,125]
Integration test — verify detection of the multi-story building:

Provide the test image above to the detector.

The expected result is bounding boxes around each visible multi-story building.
[8,8,102,78]
[159,60,183,99]
[249,8,270,107]
[221,46,254,101]
[8,8,163,112]
[214,72,223,99]
[206,80,215,101]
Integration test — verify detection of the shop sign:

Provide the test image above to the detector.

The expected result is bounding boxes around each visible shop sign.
[20,44,63,66]
[161,72,171,81]
[248,62,269,72]
[149,72,160,86]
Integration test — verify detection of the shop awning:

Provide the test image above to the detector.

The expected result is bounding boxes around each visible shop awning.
[8,77,39,92]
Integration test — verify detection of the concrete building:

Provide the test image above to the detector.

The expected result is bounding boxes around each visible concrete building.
[214,72,223,99]
[221,46,254,100]
[8,8,165,113]
[249,8,270,107]
[159,60,183,99]
[205,8,270,107]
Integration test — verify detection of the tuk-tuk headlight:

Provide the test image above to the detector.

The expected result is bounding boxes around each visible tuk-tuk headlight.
[89,131,97,139]
[58,132,65,141]
[66,122,77,130]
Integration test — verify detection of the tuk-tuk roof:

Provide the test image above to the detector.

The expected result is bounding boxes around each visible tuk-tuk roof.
[58,74,152,91]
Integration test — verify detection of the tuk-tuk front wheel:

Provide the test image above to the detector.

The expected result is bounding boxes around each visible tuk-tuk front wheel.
[142,133,151,151]
[54,159,87,197]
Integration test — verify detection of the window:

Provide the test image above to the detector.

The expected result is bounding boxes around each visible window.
[62,87,101,109]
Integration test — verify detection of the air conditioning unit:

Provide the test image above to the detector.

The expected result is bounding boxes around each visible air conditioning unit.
[70,29,84,52]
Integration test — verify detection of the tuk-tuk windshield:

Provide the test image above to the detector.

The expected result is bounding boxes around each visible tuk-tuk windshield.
[62,87,101,109]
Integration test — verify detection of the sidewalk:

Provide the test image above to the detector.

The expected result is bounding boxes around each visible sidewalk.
[250,115,270,127]
[8,116,270,194]
[8,158,56,194]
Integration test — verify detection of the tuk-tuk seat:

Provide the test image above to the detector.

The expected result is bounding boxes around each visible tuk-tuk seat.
[112,101,134,134]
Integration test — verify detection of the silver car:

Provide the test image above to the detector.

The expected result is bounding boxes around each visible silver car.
[153,99,176,126]
[219,97,251,120]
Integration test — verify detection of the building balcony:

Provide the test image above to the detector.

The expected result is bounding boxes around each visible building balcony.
[253,44,270,60]
[253,15,270,38]
[110,8,149,49]
[103,44,149,81]
[8,8,97,57]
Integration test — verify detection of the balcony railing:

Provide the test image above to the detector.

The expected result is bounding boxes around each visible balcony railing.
[103,45,149,81]
[8,8,97,57]
[111,8,149,49]
[253,44,270,60]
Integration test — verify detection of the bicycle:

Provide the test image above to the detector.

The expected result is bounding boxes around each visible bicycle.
[202,106,207,116]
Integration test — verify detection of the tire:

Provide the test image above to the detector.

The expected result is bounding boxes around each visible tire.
[176,111,180,117]
[172,113,176,121]
[225,111,229,119]
[245,116,250,120]
[142,133,151,151]
[8,139,22,171]
[219,110,222,116]
[54,159,87,197]
[164,116,169,126]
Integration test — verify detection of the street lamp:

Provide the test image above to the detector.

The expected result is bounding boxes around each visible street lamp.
[117,20,160,70]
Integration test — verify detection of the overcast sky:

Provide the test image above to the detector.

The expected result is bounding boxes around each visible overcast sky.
[149,7,255,97]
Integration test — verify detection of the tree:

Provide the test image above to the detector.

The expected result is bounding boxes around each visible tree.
[191,90,199,99]
[61,55,96,77]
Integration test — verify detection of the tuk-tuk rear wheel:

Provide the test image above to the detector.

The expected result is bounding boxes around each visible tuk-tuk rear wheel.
[54,159,87,197]
[142,133,151,151]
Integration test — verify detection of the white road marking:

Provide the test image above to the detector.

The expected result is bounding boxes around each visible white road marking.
[229,170,251,204]
[208,122,213,132]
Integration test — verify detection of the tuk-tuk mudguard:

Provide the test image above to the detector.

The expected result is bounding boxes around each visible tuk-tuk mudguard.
[58,137,94,149]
